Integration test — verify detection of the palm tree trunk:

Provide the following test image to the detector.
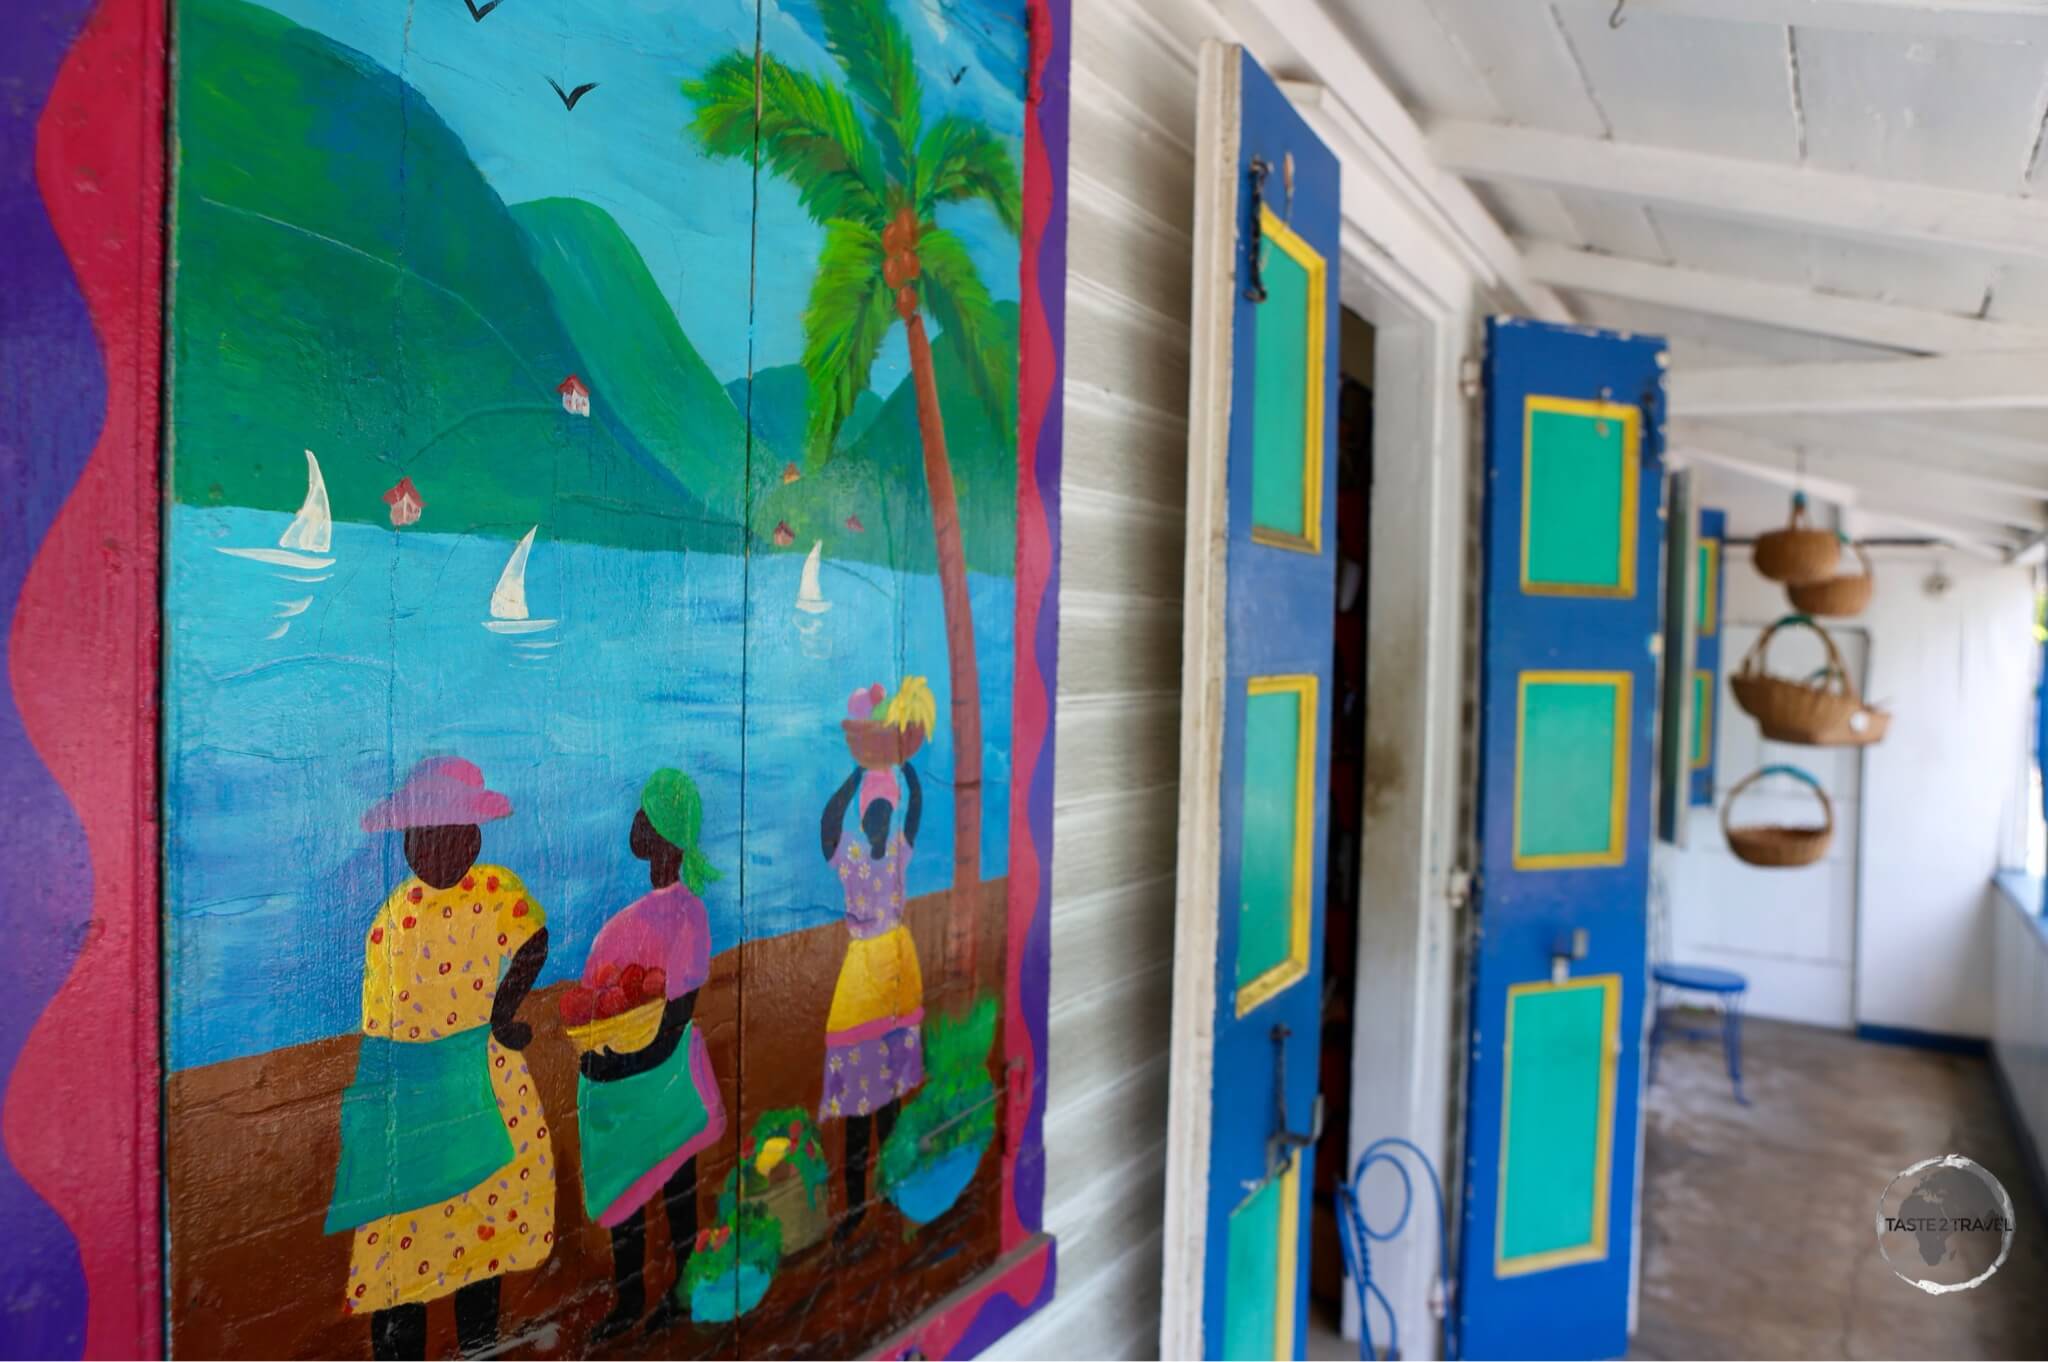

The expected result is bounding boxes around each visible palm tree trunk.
[904,313,981,985]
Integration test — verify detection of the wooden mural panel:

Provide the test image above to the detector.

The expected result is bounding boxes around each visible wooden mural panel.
[159,0,1068,1357]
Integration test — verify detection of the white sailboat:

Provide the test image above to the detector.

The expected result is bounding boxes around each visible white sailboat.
[483,526,557,634]
[217,450,335,569]
[794,540,831,615]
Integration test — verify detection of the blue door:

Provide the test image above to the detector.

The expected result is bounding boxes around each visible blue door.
[1458,318,1666,1359]
[1161,42,1338,1362]
[1691,507,1726,807]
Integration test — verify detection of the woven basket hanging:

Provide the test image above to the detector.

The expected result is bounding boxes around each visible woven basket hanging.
[1753,492,1840,585]
[1729,614,1890,746]
[1723,764,1834,868]
[1786,538,1873,618]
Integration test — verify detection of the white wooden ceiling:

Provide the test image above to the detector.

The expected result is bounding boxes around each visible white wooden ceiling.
[1325,0,2048,556]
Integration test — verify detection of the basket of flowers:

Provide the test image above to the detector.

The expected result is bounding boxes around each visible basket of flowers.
[742,1108,829,1255]
[557,960,667,1055]
[675,1169,782,1323]
[1723,765,1834,868]
[842,677,936,770]
[881,998,998,1225]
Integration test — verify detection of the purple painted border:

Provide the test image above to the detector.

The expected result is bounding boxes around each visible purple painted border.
[0,2,106,1356]
[954,0,1069,1353]
[1013,0,1068,1243]
[888,0,1069,1355]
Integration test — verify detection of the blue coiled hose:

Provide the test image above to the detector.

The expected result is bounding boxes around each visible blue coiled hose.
[1334,1137,1456,1361]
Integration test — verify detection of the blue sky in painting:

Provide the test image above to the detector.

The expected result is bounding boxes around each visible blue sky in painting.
[255,0,1027,389]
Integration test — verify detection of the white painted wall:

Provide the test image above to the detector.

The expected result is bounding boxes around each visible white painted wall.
[1665,623,1867,1029]
[1845,554,2036,1038]
[986,2,1509,1357]
[1665,483,2038,1040]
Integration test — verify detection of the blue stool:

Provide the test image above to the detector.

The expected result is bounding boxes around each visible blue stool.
[1647,963,1750,1104]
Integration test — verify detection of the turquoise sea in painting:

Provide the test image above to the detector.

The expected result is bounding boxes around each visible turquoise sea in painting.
[165,507,1012,1070]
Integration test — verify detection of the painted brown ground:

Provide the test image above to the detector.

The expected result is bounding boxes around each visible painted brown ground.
[167,881,1008,1360]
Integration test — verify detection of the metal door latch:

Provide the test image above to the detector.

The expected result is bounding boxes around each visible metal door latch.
[1551,927,1588,984]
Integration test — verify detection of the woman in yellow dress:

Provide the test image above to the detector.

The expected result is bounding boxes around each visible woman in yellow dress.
[817,760,924,1235]
[326,756,555,1359]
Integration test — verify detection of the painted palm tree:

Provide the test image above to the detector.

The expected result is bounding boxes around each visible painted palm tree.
[685,0,1020,929]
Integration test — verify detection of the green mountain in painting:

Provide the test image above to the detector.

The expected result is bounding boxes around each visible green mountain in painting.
[732,367,885,470]
[513,198,748,524]
[170,0,733,550]
[744,309,1020,577]
[170,0,1018,573]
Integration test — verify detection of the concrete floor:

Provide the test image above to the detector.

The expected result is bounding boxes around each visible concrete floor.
[1636,1014,2048,1360]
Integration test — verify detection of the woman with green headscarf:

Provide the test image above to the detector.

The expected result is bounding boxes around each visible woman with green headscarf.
[575,768,726,1342]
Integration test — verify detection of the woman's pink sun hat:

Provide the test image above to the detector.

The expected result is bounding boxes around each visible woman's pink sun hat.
[361,756,513,833]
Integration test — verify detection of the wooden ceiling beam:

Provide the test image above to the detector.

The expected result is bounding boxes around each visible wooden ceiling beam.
[1668,424,2047,526]
[1878,414,2048,468]
[1666,349,2048,415]
[1431,121,2048,264]
[1712,413,2048,475]
[1558,0,2048,43]
[1524,243,2048,355]
[1671,445,2020,558]
[1671,419,2048,501]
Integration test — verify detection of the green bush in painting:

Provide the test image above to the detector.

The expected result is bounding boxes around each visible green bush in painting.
[681,1168,783,1297]
[748,1106,829,1209]
[880,996,999,1190]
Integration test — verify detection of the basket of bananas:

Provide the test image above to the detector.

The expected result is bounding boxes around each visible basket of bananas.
[842,677,936,769]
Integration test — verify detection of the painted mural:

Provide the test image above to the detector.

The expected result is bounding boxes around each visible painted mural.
[161,0,1068,1356]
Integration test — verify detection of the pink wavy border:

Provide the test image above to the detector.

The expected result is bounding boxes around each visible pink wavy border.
[2,1,165,1355]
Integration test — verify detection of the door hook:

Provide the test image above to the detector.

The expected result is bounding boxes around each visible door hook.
[1266,1023,1323,1181]
[1244,156,1273,303]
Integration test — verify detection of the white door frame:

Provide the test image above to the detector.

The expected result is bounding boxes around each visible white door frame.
[1281,86,1482,1362]
[1135,3,1551,1349]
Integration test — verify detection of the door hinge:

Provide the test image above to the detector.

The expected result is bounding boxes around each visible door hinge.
[1458,354,1482,399]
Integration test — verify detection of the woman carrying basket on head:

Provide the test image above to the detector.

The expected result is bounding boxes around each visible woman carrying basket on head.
[817,679,934,1235]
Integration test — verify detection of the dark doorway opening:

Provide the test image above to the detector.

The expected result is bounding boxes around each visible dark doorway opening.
[1310,308,1375,1336]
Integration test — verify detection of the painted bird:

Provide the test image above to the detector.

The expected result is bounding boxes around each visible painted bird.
[547,77,599,110]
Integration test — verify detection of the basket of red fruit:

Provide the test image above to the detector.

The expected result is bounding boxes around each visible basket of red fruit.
[558,961,668,1055]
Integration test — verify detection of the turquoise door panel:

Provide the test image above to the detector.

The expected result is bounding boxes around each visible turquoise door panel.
[1691,508,1726,806]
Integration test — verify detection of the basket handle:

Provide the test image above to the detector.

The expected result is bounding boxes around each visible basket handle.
[1736,613,1855,697]
[1842,539,1872,581]
[1721,763,1835,841]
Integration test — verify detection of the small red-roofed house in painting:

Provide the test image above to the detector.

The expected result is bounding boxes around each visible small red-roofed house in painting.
[557,374,590,417]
